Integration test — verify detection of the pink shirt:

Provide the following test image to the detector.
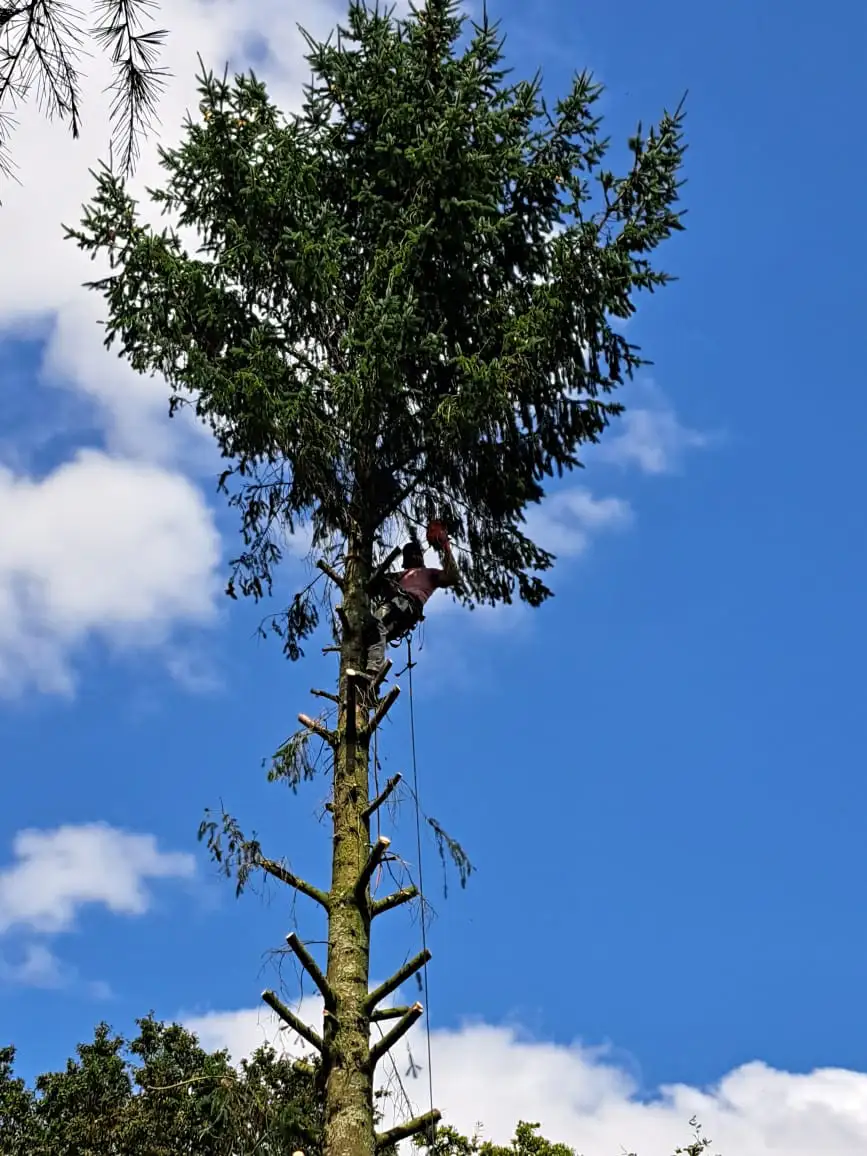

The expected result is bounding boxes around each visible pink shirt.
[398,567,441,606]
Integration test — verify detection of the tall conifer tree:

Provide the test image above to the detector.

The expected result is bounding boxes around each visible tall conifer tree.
[68,3,686,1153]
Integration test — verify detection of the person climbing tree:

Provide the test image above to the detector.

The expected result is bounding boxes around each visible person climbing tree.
[364,521,459,677]
[67,3,687,1155]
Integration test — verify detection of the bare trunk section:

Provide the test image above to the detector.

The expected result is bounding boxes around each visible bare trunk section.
[267,536,440,1155]
[323,540,376,1156]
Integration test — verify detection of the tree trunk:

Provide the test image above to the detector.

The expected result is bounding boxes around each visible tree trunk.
[323,538,377,1156]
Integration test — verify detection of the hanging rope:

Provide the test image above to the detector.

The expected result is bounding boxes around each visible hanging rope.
[406,635,436,1139]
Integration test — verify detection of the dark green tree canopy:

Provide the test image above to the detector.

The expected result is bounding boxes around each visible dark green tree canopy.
[68,0,685,654]
[0,1015,325,1155]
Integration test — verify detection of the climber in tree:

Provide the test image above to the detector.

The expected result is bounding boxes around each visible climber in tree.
[364,520,459,677]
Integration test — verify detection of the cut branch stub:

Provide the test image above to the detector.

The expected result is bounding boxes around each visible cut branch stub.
[262,989,324,1052]
[371,657,392,693]
[364,948,431,1014]
[362,773,402,820]
[375,1109,441,1151]
[286,932,336,1011]
[297,713,337,746]
[260,857,330,910]
[370,884,417,918]
[316,559,345,590]
[369,1001,423,1068]
[311,687,340,705]
[362,685,400,739]
[355,835,390,898]
[370,1005,415,1022]
[335,604,351,637]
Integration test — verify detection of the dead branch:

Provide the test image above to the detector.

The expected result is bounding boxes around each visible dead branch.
[362,773,402,820]
[370,1005,414,1022]
[362,686,400,739]
[259,858,330,910]
[369,1002,424,1068]
[311,688,340,704]
[262,989,324,1052]
[370,885,417,918]
[297,713,337,745]
[364,948,431,1013]
[375,1109,441,1150]
[356,835,391,897]
[316,559,344,590]
[286,932,336,1010]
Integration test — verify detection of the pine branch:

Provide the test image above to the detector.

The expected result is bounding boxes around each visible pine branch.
[370,1005,415,1022]
[370,885,417,918]
[362,686,400,739]
[262,989,324,1052]
[311,687,340,704]
[371,657,392,693]
[369,1002,423,1069]
[297,713,337,746]
[316,559,344,589]
[259,857,330,910]
[355,835,390,897]
[286,932,335,1011]
[362,774,402,820]
[0,0,169,182]
[375,1109,441,1151]
[364,949,431,1014]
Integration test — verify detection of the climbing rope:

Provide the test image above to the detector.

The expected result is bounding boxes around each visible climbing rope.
[406,635,436,1140]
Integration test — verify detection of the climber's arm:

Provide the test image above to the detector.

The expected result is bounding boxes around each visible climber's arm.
[436,539,460,589]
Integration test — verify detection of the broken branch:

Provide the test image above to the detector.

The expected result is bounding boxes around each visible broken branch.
[362,773,402,820]
[369,1002,424,1069]
[262,989,323,1052]
[297,713,337,745]
[356,835,390,897]
[260,858,330,910]
[370,885,418,918]
[372,657,392,693]
[316,559,344,590]
[364,948,431,1013]
[311,688,340,704]
[286,932,336,1010]
[335,604,351,636]
[375,1109,441,1150]
[362,686,400,738]
[371,1005,414,1022]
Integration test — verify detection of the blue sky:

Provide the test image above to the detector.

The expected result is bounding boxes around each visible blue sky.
[1,0,866,1151]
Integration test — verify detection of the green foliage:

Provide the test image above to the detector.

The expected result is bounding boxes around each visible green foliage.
[267,726,327,790]
[0,0,168,184]
[423,1120,719,1156]
[427,815,474,896]
[0,1016,324,1155]
[66,0,686,658]
[197,808,267,897]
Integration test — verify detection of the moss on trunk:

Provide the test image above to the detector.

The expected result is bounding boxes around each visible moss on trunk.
[323,540,376,1156]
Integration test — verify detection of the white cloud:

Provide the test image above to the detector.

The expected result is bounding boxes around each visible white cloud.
[0,942,65,988]
[183,1003,867,1156]
[524,487,632,558]
[0,449,221,695]
[0,0,347,461]
[0,823,195,935]
[598,405,707,476]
